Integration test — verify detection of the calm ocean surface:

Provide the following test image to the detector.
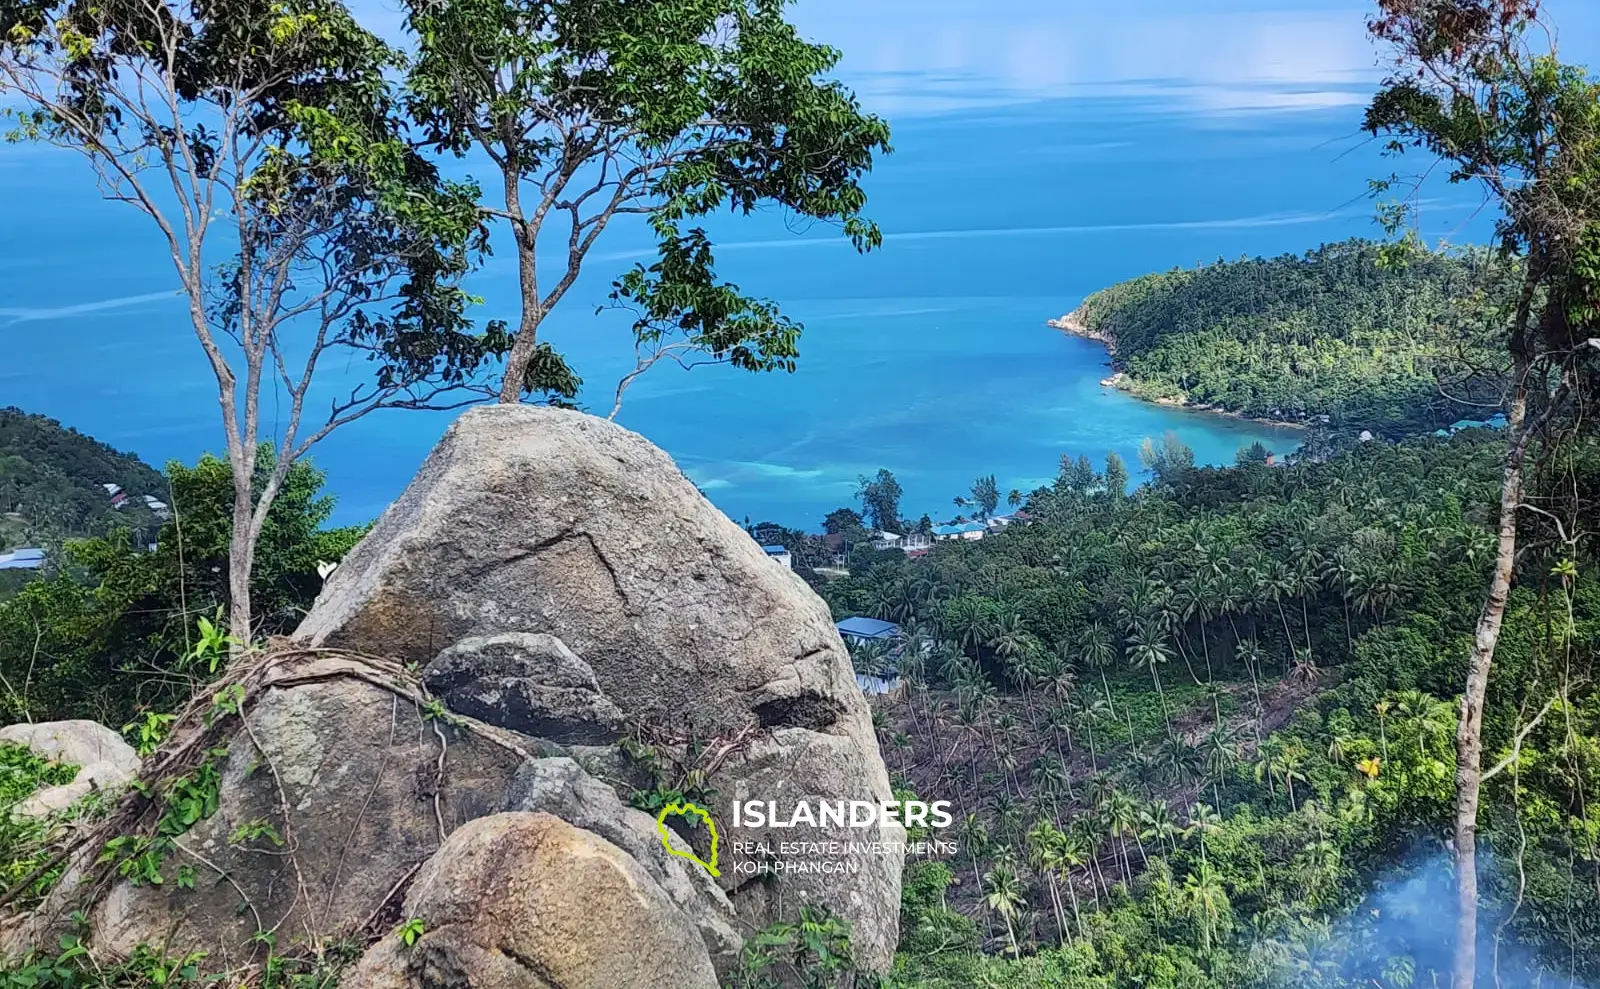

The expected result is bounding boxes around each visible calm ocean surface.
[10,0,1584,528]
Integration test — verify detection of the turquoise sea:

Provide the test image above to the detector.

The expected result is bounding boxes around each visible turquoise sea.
[5,0,1594,528]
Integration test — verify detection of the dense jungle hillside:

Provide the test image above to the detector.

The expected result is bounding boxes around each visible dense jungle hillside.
[819,429,1600,988]
[0,408,165,549]
[1065,240,1510,433]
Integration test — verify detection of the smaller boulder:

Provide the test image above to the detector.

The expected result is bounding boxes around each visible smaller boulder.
[424,633,626,745]
[506,757,742,967]
[0,721,139,777]
[0,721,141,820]
[343,812,719,989]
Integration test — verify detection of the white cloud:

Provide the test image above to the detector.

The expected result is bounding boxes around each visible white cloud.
[791,1,1382,115]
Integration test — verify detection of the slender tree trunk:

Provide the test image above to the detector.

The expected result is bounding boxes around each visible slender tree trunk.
[1064,874,1085,937]
[1300,597,1314,658]
[1276,602,1294,672]
[1047,874,1067,946]
[1453,385,1532,989]
[1175,636,1203,686]
[497,164,542,403]
[227,493,255,646]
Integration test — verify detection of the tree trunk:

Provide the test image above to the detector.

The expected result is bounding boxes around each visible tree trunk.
[497,163,542,404]
[1065,874,1085,938]
[1276,602,1294,672]
[1047,873,1067,946]
[1452,386,1531,989]
[227,494,255,647]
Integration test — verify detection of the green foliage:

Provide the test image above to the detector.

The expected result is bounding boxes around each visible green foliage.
[732,906,860,989]
[395,917,425,948]
[0,743,74,805]
[0,409,165,570]
[0,450,362,724]
[0,931,357,987]
[98,750,224,888]
[402,0,890,402]
[899,862,979,959]
[829,426,1600,987]
[0,743,80,909]
[1072,240,1510,432]
[859,470,905,534]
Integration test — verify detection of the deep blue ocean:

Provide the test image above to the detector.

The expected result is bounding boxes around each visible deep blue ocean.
[8,0,1592,529]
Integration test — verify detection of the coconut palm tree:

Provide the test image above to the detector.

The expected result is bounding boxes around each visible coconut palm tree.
[1373,698,1392,761]
[983,865,1026,956]
[1069,815,1109,903]
[1234,637,1267,742]
[1319,544,1359,649]
[956,813,992,899]
[1160,733,1202,784]
[1026,820,1070,946]
[1255,741,1308,811]
[1138,801,1182,860]
[989,611,1032,663]
[1186,802,1223,869]
[1051,828,1090,937]
[1125,620,1174,730]
[1031,756,1067,817]
[1181,864,1231,952]
[1077,622,1118,715]
[1202,725,1241,807]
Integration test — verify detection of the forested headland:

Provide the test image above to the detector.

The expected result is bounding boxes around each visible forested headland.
[0,409,166,550]
[1061,240,1510,434]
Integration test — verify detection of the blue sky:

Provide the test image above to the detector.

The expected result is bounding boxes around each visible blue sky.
[345,0,1600,119]
[786,0,1600,116]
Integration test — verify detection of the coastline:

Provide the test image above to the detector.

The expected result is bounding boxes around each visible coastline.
[1047,308,1311,433]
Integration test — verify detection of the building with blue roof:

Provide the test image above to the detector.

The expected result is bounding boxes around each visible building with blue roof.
[836,617,901,642]
[761,544,793,569]
[933,521,986,541]
[0,548,45,571]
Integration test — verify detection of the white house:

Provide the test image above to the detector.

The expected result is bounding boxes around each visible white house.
[761,544,793,569]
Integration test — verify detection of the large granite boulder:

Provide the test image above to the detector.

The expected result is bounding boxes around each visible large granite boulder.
[0,721,139,775]
[297,406,903,968]
[344,812,719,989]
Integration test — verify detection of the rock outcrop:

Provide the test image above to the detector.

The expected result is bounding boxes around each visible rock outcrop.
[424,633,626,745]
[0,720,141,819]
[297,405,904,969]
[504,757,742,963]
[344,812,720,989]
[7,407,903,986]
[85,656,537,968]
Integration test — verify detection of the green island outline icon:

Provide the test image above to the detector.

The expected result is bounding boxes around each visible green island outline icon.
[655,801,721,877]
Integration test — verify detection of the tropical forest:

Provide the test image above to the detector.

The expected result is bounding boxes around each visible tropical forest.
[0,0,1597,987]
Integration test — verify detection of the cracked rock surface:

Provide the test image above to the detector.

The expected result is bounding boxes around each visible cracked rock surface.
[297,405,903,970]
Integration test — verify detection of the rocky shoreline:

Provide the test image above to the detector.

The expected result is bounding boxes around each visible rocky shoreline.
[1046,308,1115,350]
[1047,309,1312,431]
